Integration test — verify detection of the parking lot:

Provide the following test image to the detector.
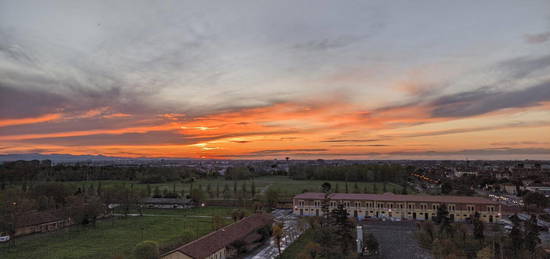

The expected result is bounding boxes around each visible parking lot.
[362,221,433,259]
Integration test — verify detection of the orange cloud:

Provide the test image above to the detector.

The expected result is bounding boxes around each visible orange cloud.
[0,113,62,128]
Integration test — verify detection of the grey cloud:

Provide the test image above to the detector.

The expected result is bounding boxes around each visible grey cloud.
[293,35,369,51]
[525,32,550,44]
[219,148,550,158]
[399,121,550,138]
[430,80,550,118]
[16,130,191,146]
[0,84,67,119]
[499,54,550,79]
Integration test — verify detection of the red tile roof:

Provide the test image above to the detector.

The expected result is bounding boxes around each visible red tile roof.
[16,209,68,228]
[294,192,498,205]
[167,213,273,259]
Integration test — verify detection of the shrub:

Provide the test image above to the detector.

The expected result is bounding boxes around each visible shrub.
[134,240,160,259]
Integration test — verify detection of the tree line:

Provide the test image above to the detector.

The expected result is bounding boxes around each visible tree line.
[289,163,409,183]
[0,160,200,187]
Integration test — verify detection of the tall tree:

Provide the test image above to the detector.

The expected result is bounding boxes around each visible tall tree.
[250,181,256,197]
[272,222,284,256]
[509,214,523,256]
[330,203,355,255]
[472,212,484,241]
[524,214,541,253]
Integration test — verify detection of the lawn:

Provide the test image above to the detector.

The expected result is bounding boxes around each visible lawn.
[0,207,237,259]
[278,228,316,259]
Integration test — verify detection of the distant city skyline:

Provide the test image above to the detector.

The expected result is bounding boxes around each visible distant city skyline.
[1,0,550,159]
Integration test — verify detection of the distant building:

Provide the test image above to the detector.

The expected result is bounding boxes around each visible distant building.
[454,171,478,178]
[525,186,550,197]
[161,213,273,259]
[14,209,73,236]
[293,192,501,223]
[141,198,193,209]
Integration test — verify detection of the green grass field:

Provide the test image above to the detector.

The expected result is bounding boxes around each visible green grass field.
[0,207,237,259]
[279,228,315,259]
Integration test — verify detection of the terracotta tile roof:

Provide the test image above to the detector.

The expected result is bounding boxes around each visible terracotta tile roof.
[16,209,68,228]
[294,192,498,205]
[168,213,273,259]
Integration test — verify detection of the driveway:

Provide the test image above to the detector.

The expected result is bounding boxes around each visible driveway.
[244,209,304,259]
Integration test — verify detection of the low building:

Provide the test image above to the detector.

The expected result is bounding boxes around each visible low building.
[161,213,273,259]
[14,209,73,236]
[293,192,501,223]
[525,186,550,197]
[141,198,193,209]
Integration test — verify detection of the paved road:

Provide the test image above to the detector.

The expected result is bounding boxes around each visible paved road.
[362,221,432,259]
[244,209,305,259]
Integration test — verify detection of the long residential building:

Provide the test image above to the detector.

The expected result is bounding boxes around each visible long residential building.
[161,213,273,259]
[293,192,501,223]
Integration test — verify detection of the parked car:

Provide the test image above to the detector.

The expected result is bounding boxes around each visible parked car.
[0,232,10,243]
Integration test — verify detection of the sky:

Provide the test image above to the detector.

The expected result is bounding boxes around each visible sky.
[1,0,550,160]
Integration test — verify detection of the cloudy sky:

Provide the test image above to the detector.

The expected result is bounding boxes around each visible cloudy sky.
[1,0,550,159]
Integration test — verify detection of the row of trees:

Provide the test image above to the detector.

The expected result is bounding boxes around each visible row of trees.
[326,181,408,194]
[416,204,545,258]
[142,180,259,201]
[0,160,200,186]
[289,163,409,184]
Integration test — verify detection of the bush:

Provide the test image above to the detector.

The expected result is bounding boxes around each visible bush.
[134,240,160,259]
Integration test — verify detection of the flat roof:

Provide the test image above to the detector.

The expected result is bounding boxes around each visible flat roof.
[294,192,498,205]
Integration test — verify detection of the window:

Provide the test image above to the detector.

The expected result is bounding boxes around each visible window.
[467,205,475,212]
[355,201,361,208]
[344,201,350,208]
[448,204,455,211]
[432,204,439,210]
[487,206,495,212]
[408,204,415,209]
[330,201,337,207]
[299,200,305,207]
[314,200,321,207]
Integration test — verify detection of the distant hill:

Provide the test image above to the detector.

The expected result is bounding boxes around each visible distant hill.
[0,153,134,163]
[0,153,201,164]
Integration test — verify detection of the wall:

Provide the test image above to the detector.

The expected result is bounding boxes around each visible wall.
[293,198,501,223]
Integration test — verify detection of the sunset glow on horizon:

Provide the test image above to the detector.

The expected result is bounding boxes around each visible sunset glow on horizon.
[1,0,550,160]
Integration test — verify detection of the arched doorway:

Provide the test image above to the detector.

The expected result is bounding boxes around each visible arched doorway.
[354,210,358,218]
[489,215,493,223]
[413,212,417,219]
[450,214,455,221]
[424,213,429,220]
[316,209,319,216]
[300,209,303,216]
